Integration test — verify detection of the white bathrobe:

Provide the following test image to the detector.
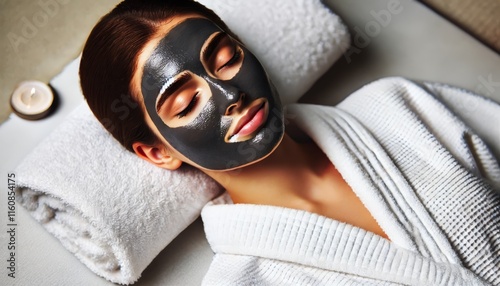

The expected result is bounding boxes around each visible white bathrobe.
[201,78,500,285]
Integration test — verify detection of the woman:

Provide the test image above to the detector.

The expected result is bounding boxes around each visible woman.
[80,0,499,284]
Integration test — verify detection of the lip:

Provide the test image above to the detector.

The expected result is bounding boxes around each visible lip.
[225,98,268,143]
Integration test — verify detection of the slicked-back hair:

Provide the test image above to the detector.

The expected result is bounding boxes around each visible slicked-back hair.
[80,0,232,152]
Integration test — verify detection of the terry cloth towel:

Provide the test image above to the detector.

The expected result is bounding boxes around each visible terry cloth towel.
[201,77,500,285]
[13,0,350,284]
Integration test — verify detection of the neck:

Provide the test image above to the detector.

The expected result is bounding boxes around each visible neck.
[201,134,391,240]
[202,134,330,205]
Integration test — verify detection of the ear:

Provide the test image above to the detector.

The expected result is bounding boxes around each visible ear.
[132,142,183,170]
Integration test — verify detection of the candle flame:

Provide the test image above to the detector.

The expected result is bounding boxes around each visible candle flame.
[27,87,36,108]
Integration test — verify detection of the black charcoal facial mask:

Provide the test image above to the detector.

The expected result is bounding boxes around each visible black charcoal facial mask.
[141,18,284,170]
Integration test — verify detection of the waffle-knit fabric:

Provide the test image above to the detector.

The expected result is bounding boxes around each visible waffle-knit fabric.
[202,78,499,285]
[336,78,500,284]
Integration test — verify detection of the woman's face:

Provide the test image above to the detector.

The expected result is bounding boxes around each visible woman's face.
[136,16,284,171]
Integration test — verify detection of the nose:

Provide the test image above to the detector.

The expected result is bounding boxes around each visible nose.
[225,93,246,115]
[205,77,245,115]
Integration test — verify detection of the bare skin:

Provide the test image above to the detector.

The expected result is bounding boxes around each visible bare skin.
[204,134,389,240]
[131,14,389,241]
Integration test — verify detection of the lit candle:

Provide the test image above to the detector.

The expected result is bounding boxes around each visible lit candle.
[10,81,55,120]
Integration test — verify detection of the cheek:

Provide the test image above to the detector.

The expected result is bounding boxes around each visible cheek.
[169,99,223,149]
[162,101,236,168]
[185,99,220,133]
[231,55,272,96]
[143,109,202,163]
[144,112,168,144]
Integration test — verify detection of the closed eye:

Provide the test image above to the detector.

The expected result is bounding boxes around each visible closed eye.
[156,72,192,113]
[176,92,199,118]
[217,48,242,72]
[201,32,244,80]
[155,73,212,128]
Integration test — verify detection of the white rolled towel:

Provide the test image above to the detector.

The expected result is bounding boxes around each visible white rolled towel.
[15,100,223,283]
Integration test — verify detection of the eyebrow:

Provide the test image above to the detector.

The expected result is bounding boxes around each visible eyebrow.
[156,72,193,112]
[201,32,227,63]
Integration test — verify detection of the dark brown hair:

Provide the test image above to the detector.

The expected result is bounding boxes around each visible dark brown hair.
[79,0,231,152]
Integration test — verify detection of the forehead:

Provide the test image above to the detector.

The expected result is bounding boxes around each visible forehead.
[145,18,222,76]
[157,17,222,51]
[138,17,223,101]
[133,16,219,99]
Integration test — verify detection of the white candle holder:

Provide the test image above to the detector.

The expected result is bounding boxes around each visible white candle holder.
[10,80,56,120]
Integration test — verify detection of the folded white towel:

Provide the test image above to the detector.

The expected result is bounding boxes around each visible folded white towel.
[14,0,350,284]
